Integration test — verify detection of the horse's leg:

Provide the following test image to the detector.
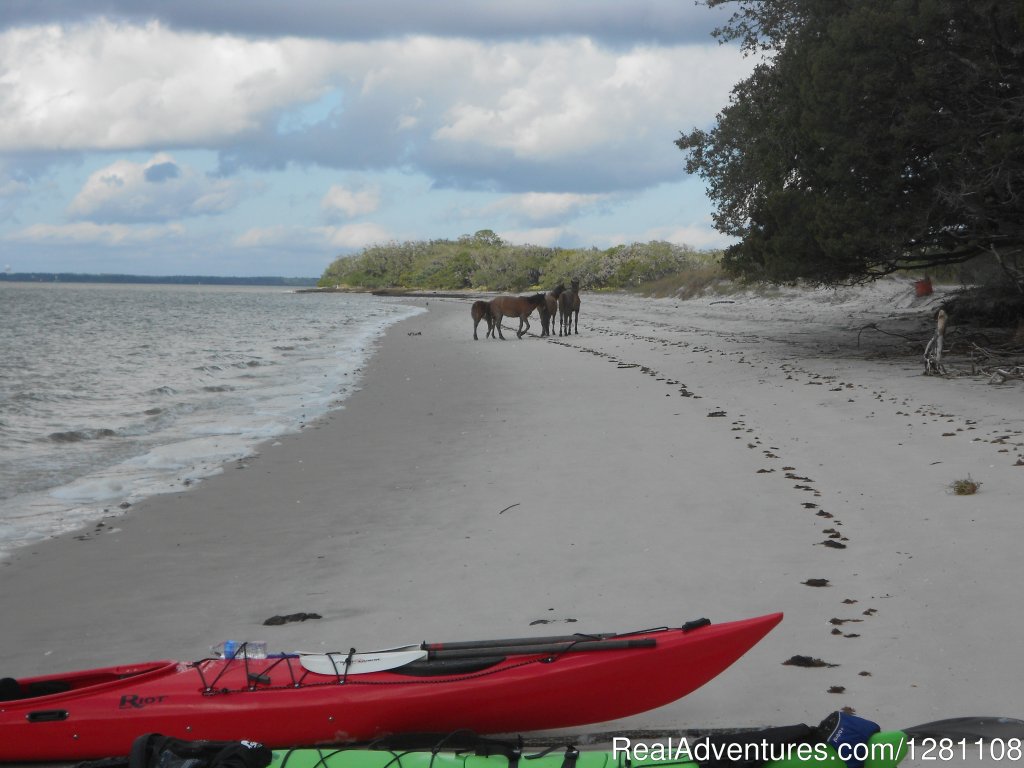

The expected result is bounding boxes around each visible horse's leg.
[494,310,506,339]
[518,313,530,339]
[573,308,579,334]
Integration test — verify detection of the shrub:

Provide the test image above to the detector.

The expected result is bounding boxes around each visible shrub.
[951,477,981,495]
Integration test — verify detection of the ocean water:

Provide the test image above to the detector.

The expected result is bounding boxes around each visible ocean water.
[0,282,424,557]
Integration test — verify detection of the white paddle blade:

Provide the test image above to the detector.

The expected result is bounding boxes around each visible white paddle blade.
[299,649,427,676]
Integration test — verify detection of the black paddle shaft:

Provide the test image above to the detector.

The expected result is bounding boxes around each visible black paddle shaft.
[425,638,656,660]
[422,632,616,652]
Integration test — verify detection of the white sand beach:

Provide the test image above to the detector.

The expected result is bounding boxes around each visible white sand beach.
[2,280,1022,759]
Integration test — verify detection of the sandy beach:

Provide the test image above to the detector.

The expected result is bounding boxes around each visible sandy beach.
[2,281,1023,752]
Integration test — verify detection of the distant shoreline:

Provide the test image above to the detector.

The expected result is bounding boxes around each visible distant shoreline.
[0,273,317,287]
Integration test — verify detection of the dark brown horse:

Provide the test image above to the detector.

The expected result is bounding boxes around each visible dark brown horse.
[471,300,494,340]
[539,284,565,337]
[558,278,581,336]
[489,293,546,339]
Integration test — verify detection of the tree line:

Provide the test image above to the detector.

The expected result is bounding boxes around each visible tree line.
[319,231,713,293]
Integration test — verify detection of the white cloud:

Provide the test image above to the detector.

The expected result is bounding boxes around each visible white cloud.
[321,184,381,218]
[318,222,393,249]
[0,21,751,189]
[482,192,609,224]
[235,222,393,251]
[0,20,337,151]
[430,40,744,160]
[6,221,184,245]
[233,226,292,248]
[67,154,241,222]
[643,223,737,250]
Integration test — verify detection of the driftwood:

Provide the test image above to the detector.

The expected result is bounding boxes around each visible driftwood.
[856,312,1023,382]
[924,309,948,375]
[855,322,922,346]
[982,362,1024,384]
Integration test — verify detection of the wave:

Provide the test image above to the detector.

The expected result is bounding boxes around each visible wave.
[48,428,118,443]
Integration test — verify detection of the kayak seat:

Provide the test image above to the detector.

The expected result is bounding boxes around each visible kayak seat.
[390,657,506,677]
[0,678,72,701]
[0,678,20,701]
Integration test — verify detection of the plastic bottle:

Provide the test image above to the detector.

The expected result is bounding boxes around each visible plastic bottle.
[211,640,267,659]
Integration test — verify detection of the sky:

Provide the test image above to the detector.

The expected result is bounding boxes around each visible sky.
[0,1,754,277]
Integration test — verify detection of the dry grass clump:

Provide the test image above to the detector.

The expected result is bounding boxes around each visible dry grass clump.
[951,476,981,495]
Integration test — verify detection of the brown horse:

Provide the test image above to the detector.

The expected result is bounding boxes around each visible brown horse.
[558,278,581,336]
[489,293,546,339]
[471,300,494,340]
[539,284,566,337]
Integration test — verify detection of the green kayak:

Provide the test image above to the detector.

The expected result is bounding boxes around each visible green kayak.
[90,712,1024,768]
[268,729,908,768]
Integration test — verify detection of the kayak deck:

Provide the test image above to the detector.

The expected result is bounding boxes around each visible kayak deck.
[0,613,782,761]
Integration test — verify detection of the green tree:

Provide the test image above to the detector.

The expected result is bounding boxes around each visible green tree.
[679,0,1024,289]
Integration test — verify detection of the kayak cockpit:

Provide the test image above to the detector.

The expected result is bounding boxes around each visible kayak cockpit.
[0,661,179,703]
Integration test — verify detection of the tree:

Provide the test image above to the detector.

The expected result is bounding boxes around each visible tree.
[678,0,1024,290]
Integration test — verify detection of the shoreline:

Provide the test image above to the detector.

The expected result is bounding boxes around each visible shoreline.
[0,286,424,560]
[2,287,1022,741]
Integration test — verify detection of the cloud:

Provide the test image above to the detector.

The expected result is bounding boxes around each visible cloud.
[223,36,752,193]
[318,222,393,249]
[0,176,31,222]
[321,183,381,219]
[478,192,610,225]
[0,19,750,193]
[642,223,737,250]
[235,222,393,251]
[144,161,181,182]
[67,153,242,222]
[6,221,184,245]
[0,19,337,151]
[0,1,736,46]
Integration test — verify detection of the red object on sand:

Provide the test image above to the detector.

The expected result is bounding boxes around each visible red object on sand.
[0,613,781,761]
[914,278,933,297]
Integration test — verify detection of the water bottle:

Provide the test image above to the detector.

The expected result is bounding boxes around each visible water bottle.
[212,640,267,659]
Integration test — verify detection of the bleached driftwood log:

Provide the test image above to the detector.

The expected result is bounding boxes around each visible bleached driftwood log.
[924,309,948,375]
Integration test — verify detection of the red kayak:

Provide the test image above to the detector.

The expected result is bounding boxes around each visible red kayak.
[0,613,781,761]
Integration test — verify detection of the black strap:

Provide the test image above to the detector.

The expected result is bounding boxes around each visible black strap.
[117,733,273,768]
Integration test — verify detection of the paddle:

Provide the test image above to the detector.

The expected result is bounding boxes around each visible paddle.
[903,716,1024,741]
[298,637,656,675]
[422,632,617,651]
[299,649,427,676]
[425,637,656,660]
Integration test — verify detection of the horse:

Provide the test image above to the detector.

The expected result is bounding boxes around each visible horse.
[489,293,546,339]
[539,284,566,337]
[471,300,495,340]
[558,278,581,336]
